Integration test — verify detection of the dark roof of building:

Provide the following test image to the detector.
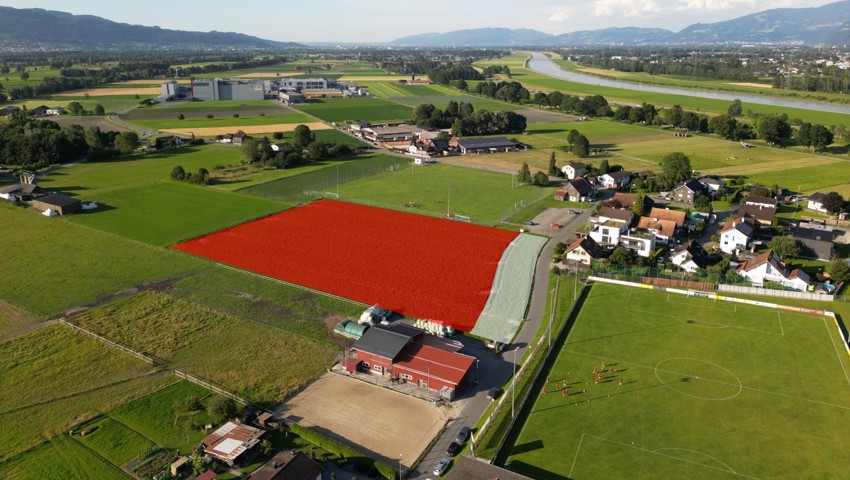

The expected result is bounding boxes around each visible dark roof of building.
[0,183,38,195]
[794,223,834,241]
[675,178,704,193]
[33,193,80,208]
[352,325,418,361]
[738,203,777,224]
[698,177,725,186]
[445,456,534,480]
[720,216,755,237]
[673,241,709,269]
[604,170,631,180]
[568,177,594,196]
[565,236,604,259]
[745,195,777,207]
[808,192,826,202]
[794,223,835,260]
[567,161,586,169]
[457,137,517,150]
[0,106,20,114]
[251,451,323,480]
[598,206,633,222]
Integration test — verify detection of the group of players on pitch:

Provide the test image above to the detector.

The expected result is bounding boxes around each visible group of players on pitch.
[542,360,624,398]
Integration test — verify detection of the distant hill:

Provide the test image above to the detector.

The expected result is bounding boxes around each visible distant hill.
[390,1,850,46]
[0,7,303,50]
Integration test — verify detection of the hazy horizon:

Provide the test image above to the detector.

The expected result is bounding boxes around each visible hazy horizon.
[0,0,837,43]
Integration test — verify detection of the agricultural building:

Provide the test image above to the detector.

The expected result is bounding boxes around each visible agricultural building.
[202,419,266,466]
[191,78,265,101]
[251,451,323,480]
[301,89,344,99]
[334,319,368,339]
[793,222,835,261]
[456,137,519,155]
[445,456,533,480]
[31,193,81,216]
[362,125,422,143]
[351,324,475,395]
[0,182,39,201]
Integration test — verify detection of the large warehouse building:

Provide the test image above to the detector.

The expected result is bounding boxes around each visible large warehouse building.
[191,78,265,101]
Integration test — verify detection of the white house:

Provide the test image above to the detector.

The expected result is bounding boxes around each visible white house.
[744,195,778,209]
[671,241,709,273]
[564,236,604,266]
[697,177,726,194]
[589,220,629,248]
[561,162,586,180]
[599,171,631,189]
[719,216,756,254]
[807,192,829,213]
[46,106,64,116]
[637,216,676,246]
[736,250,810,291]
[619,230,656,257]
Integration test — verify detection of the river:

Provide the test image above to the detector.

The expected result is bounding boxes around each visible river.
[527,52,850,115]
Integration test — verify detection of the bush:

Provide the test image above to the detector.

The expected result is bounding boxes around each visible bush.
[207,397,237,422]
[178,113,185,120]
[233,113,240,118]
[206,114,214,119]
[289,425,396,480]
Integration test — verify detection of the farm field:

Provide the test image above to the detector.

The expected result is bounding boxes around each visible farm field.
[294,97,413,123]
[76,418,157,467]
[0,435,127,480]
[0,299,43,340]
[11,96,145,114]
[70,290,340,404]
[364,81,517,111]
[334,162,555,224]
[0,324,171,461]
[128,112,315,130]
[173,200,518,332]
[501,282,850,479]
[161,121,331,136]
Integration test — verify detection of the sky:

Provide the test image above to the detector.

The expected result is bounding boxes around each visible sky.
[1,0,837,43]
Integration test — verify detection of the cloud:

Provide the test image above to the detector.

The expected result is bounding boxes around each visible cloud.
[592,0,663,17]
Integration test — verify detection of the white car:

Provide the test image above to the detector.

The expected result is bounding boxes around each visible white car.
[433,458,450,476]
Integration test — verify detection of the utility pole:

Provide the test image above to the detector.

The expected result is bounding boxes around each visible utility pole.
[512,346,517,418]
[447,181,452,216]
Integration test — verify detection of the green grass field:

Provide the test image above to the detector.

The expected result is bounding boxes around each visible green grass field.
[294,97,413,123]
[70,291,340,404]
[76,418,156,467]
[129,113,315,130]
[0,299,42,340]
[501,282,850,479]
[0,435,127,480]
[0,325,171,461]
[364,81,517,111]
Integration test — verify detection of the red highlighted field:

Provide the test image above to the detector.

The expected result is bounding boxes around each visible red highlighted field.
[173,200,517,331]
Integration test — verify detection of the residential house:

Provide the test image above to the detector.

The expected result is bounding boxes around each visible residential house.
[719,216,756,254]
[554,177,595,202]
[588,207,632,249]
[744,195,778,209]
[445,456,534,480]
[738,203,776,230]
[270,143,290,153]
[202,420,267,466]
[456,137,519,155]
[807,192,829,213]
[648,207,687,230]
[793,222,835,261]
[673,179,705,204]
[736,250,810,291]
[697,177,726,195]
[671,241,710,273]
[0,106,20,118]
[599,171,631,189]
[561,162,586,180]
[250,451,323,480]
[564,236,605,266]
[351,324,475,396]
[46,106,65,116]
[29,105,49,116]
[637,216,677,245]
[619,229,656,257]
[596,206,634,225]
[408,138,449,156]
[610,192,654,213]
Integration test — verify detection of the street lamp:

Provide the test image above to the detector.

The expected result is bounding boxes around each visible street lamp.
[398,454,403,479]
[512,346,518,418]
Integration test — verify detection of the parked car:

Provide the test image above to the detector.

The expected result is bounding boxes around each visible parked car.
[487,387,501,401]
[456,426,471,443]
[433,458,451,476]
[486,340,506,353]
[446,441,460,456]
[524,221,536,226]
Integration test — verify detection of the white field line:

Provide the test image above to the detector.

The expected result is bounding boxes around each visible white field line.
[569,433,586,478]
[778,312,784,337]
[823,317,850,386]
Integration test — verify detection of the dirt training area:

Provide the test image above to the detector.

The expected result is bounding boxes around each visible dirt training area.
[161,122,331,136]
[46,116,133,132]
[513,108,580,124]
[276,373,448,467]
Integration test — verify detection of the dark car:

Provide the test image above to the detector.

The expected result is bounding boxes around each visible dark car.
[524,221,536,226]
[456,426,471,443]
[487,387,501,401]
[446,441,460,456]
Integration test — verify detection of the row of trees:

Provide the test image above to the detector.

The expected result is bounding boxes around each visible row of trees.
[517,162,550,187]
[411,102,527,136]
[240,124,352,168]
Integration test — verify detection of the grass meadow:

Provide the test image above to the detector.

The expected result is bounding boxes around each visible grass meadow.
[0,434,127,480]
[0,299,42,340]
[0,325,171,461]
[76,418,157,467]
[70,291,340,404]
[501,282,850,479]
[129,112,315,130]
[364,81,517,111]
[294,97,413,123]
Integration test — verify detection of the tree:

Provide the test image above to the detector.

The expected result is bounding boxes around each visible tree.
[306,141,328,161]
[749,185,773,198]
[709,114,738,140]
[829,258,850,283]
[632,194,646,215]
[533,170,549,186]
[261,439,274,456]
[598,159,609,174]
[208,397,237,423]
[114,131,139,155]
[548,151,557,176]
[694,194,713,213]
[272,132,284,140]
[293,124,315,149]
[517,162,532,184]
[241,138,260,163]
[796,122,813,148]
[768,235,802,259]
[19,71,29,82]
[810,124,834,151]
[572,134,589,158]
[609,247,634,265]
[659,152,692,189]
[170,165,185,181]
[756,115,791,145]
[727,99,743,117]
[178,113,185,120]
[823,191,845,213]
[93,104,105,116]
[567,129,581,145]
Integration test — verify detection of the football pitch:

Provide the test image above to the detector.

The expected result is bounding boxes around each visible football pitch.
[501,282,850,479]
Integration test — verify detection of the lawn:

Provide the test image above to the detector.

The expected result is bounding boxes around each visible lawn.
[0,324,170,461]
[335,162,556,224]
[0,299,42,340]
[500,282,850,479]
[364,81,517,111]
[69,291,341,404]
[0,435,127,480]
[128,112,315,130]
[67,182,287,246]
[76,418,157,467]
[294,97,413,123]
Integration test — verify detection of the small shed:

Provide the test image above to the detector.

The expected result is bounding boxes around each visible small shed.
[334,319,368,339]
[170,456,191,476]
[31,193,81,215]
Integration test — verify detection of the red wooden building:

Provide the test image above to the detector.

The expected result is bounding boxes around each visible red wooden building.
[351,324,475,395]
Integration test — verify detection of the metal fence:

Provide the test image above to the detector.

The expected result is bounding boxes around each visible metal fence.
[588,263,753,287]
[718,284,834,302]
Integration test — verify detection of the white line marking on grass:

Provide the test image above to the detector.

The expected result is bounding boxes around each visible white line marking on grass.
[581,435,761,479]
[653,448,738,473]
[778,312,784,337]
[569,433,585,478]
[654,358,743,401]
[625,288,633,310]
[823,317,850,386]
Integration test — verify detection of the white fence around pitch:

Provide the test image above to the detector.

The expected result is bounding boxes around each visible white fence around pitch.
[718,284,834,302]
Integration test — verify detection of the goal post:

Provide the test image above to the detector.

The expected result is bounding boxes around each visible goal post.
[453,214,472,223]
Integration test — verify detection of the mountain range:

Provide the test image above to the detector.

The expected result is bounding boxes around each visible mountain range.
[391,0,850,46]
[0,7,303,50]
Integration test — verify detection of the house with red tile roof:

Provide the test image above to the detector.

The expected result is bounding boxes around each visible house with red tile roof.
[736,250,810,291]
